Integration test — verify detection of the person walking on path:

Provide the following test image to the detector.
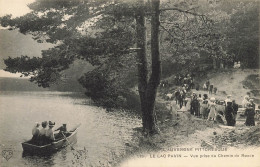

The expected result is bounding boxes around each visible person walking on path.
[206,80,210,91]
[209,84,214,94]
[179,91,185,109]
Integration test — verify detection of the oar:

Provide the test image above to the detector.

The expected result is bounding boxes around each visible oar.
[61,132,75,150]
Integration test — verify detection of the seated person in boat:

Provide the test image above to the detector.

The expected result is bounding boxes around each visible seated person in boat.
[31,122,40,144]
[38,121,48,145]
[55,124,68,139]
[46,121,56,143]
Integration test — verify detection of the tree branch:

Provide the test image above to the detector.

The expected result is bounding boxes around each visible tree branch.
[160,7,205,17]
[159,24,182,41]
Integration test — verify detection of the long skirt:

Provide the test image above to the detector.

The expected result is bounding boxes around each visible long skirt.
[245,114,255,126]
[208,108,216,120]
[226,113,235,126]
[201,106,208,119]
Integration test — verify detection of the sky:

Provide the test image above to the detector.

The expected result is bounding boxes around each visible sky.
[0,0,35,17]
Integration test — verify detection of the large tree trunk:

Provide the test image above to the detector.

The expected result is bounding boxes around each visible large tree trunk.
[135,0,161,135]
[135,0,148,131]
[144,0,161,134]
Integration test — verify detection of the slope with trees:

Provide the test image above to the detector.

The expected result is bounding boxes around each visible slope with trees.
[0,0,259,135]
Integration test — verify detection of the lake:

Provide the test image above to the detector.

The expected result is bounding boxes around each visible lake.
[0,91,141,166]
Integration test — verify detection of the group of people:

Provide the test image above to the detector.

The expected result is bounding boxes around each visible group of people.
[165,76,258,127]
[203,80,217,95]
[174,87,189,109]
[188,92,257,127]
[174,74,195,91]
[31,121,68,145]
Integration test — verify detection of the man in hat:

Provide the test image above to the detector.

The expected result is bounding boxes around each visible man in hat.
[55,124,68,139]
[46,121,56,143]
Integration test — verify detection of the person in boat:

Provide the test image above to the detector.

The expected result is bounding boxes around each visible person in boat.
[55,124,68,138]
[38,121,48,145]
[46,121,56,143]
[31,122,40,144]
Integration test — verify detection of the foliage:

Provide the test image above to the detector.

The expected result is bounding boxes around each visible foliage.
[0,0,259,108]
[226,1,259,68]
[78,68,120,108]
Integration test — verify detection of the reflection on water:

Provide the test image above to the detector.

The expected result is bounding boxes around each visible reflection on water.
[0,91,141,166]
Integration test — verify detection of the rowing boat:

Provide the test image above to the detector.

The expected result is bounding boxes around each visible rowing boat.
[22,125,80,154]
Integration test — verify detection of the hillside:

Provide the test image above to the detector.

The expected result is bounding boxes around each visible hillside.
[0,29,53,68]
[193,69,260,104]
[0,77,48,91]
[0,59,94,92]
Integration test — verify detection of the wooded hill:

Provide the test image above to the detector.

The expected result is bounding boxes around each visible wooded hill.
[0,0,258,134]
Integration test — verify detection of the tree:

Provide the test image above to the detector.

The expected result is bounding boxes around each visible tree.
[226,1,259,68]
[1,0,163,134]
[2,0,249,135]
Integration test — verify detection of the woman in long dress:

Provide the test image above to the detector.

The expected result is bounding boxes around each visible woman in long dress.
[245,100,255,126]
[31,122,40,144]
[207,97,217,121]
[225,102,236,126]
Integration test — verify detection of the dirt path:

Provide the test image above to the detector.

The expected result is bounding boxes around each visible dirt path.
[117,69,260,167]
[194,69,259,103]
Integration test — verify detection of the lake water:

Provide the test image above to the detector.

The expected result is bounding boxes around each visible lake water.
[0,91,141,166]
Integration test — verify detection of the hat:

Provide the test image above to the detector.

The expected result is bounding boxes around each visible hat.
[249,99,254,102]
[49,121,55,127]
[227,95,232,98]
[42,121,47,127]
[210,97,215,101]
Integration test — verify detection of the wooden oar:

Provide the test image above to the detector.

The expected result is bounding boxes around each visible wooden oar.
[61,132,75,150]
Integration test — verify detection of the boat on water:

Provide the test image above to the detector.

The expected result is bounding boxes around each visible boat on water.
[22,124,80,154]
